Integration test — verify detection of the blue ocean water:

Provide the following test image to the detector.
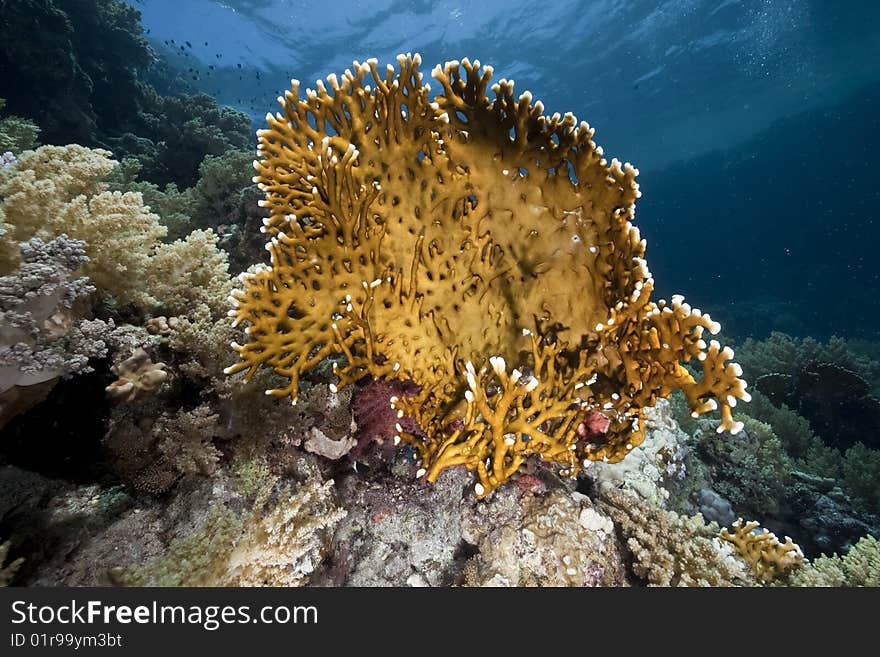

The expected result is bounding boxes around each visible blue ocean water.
[131,0,880,340]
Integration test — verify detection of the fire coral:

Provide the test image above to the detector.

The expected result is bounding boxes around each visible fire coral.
[226,54,750,497]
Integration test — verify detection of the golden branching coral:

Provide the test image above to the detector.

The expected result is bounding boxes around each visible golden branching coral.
[720,518,805,582]
[226,54,749,497]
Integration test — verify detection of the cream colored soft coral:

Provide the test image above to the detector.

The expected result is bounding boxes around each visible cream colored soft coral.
[144,228,231,316]
[0,145,167,306]
[0,145,236,316]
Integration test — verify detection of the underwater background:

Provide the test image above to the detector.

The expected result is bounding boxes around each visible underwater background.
[0,0,878,586]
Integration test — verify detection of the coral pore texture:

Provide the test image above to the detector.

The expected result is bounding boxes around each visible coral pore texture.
[227,54,749,496]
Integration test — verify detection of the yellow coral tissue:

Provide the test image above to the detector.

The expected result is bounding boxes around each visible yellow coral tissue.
[226,54,750,497]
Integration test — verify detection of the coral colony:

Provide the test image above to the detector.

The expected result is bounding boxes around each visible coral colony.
[226,55,750,498]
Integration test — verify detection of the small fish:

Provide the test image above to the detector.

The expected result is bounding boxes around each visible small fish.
[185,41,192,48]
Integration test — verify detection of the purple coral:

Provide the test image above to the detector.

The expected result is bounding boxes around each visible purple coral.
[1,235,110,395]
[350,378,422,458]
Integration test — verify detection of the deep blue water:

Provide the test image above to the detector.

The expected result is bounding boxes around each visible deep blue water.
[133,0,880,340]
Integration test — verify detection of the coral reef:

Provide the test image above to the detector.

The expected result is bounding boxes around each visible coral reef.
[106,157,196,241]
[0,145,241,323]
[0,1,253,189]
[597,488,756,586]
[785,535,880,587]
[0,145,168,306]
[0,538,24,585]
[105,348,167,401]
[0,0,153,146]
[734,332,880,452]
[0,99,39,153]
[695,416,792,517]
[719,518,805,582]
[227,54,749,497]
[120,471,345,587]
[191,150,258,231]
[735,332,880,387]
[460,488,626,586]
[104,400,224,494]
[659,331,880,558]
[585,398,690,506]
[0,236,111,427]
[0,145,117,274]
[839,444,880,513]
[350,377,422,458]
[785,478,880,557]
[737,389,818,459]
[313,461,629,586]
[303,424,357,460]
[756,362,880,450]
[0,465,133,585]
[0,0,874,592]
[142,228,231,316]
[692,488,737,527]
[125,93,253,188]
